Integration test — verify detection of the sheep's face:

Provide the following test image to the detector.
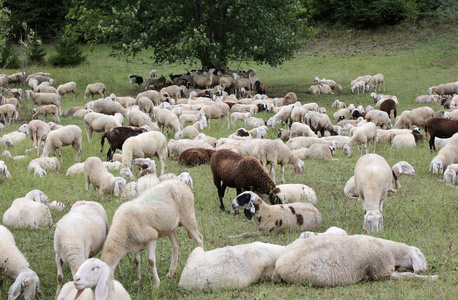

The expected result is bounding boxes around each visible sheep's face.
[343,145,352,157]
[74,259,110,299]
[8,269,39,300]
[444,168,456,184]
[232,191,254,210]
[396,246,428,274]
[364,210,383,233]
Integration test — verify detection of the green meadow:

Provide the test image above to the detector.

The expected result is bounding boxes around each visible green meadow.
[0,25,457,299]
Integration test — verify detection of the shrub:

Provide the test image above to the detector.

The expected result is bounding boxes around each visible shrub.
[0,40,20,69]
[49,37,86,67]
[29,36,46,63]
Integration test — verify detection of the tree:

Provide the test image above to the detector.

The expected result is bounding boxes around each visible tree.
[66,0,311,70]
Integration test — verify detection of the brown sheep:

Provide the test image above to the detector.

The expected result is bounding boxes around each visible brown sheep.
[379,99,397,119]
[425,117,458,150]
[178,148,216,166]
[255,81,267,94]
[100,126,147,161]
[283,92,297,105]
[209,149,280,211]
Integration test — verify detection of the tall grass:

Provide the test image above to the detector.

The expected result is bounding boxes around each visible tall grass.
[0,27,457,299]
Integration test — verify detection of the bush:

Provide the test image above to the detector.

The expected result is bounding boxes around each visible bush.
[0,41,20,69]
[49,37,86,67]
[29,36,46,63]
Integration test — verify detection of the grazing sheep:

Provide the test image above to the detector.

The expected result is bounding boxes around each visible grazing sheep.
[343,122,378,157]
[209,149,281,211]
[274,183,317,204]
[54,201,109,297]
[41,125,82,162]
[57,81,77,101]
[230,191,322,237]
[26,91,62,115]
[2,190,53,228]
[351,75,371,86]
[27,120,51,156]
[92,97,128,117]
[0,103,18,124]
[178,147,216,166]
[443,164,458,185]
[272,235,437,286]
[200,102,230,129]
[304,111,337,137]
[428,82,458,96]
[354,154,415,233]
[364,110,392,129]
[179,242,285,291]
[365,73,384,92]
[84,82,106,99]
[84,112,123,142]
[155,107,182,136]
[0,159,11,180]
[429,133,458,174]
[28,156,60,177]
[394,107,435,130]
[32,104,60,122]
[127,108,155,130]
[424,117,458,150]
[379,99,397,119]
[100,180,204,287]
[85,157,126,196]
[100,126,147,161]
[351,80,365,94]
[0,225,40,300]
[120,160,159,202]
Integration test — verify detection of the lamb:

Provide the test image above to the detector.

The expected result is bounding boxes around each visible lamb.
[84,82,106,99]
[365,73,385,92]
[428,133,458,174]
[0,124,28,146]
[200,102,230,129]
[291,143,335,160]
[229,191,322,237]
[424,117,458,150]
[174,120,207,139]
[331,99,347,109]
[379,99,397,119]
[0,159,11,180]
[364,110,392,129]
[26,90,62,115]
[253,139,305,184]
[85,157,126,196]
[41,125,82,162]
[84,111,123,141]
[2,150,26,161]
[28,157,60,177]
[57,258,130,300]
[308,85,321,94]
[0,103,18,124]
[0,225,40,300]
[351,80,365,94]
[100,180,204,287]
[230,111,251,128]
[120,131,168,177]
[271,234,438,287]
[178,242,285,291]
[245,116,266,128]
[56,81,77,101]
[351,75,372,86]
[32,104,60,122]
[394,107,435,130]
[54,201,109,297]
[168,138,214,160]
[155,107,182,136]
[319,84,333,94]
[2,190,53,228]
[178,147,216,166]
[343,122,378,157]
[209,149,282,211]
[179,111,205,127]
[27,120,51,156]
[1,96,19,109]
[354,154,415,233]
[274,183,317,204]
[100,126,147,161]
[443,164,458,185]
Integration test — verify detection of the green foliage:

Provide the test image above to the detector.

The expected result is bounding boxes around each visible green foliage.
[0,40,20,68]
[48,36,86,67]
[28,36,46,63]
[66,0,312,69]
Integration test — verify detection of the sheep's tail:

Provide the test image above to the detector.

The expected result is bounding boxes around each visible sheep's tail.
[100,132,108,153]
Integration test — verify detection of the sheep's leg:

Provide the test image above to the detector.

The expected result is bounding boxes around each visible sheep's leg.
[55,254,64,298]
[281,165,286,184]
[133,252,141,285]
[228,231,261,238]
[147,240,161,288]
[217,182,227,211]
[166,231,179,279]
[390,272,438,281]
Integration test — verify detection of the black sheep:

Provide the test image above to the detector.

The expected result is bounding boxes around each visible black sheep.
[425,117,458,150]
[129,75,144,87]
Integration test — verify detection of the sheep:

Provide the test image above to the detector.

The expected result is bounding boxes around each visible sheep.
[175,120,207,139]
[286,136,331,150]
[289,122,317,139]
[209,149,282,211]
[84,82,106,99]
[351,75,372,86]
[32,104,60,122]
[84,112,123,142]
[229,191,322,237]
[379,99,397,119]
[343,122,378,157]
[391,132,418,148]
[100,180,204,287]
[0,103,17,124]
[113,95,136,107]
[28,156,60,177]
[0,159,11,180]
[230,111,251,128]
[56,81,77,101]
[200,102,230,129]
[84,157,126,196]
[155,107,182,136]
[120,160,159,202]
[304,111,337,137]
[351,80,365,94]
[26,90,62,115]
[127,108,155,130]
[1,96,20,110]
[443,164,458,185]
[0,124,28,146]
[179,111,205,127]
[291,143,335,160]
[178,147,216,166]
[365,73,384,92]
[2,150,26,161]
[344,176,358,198]
[92,97,128,116]
[271,234,438,287]
[100,126,147,161]
[35,82,57,94]
[120,131,168,178]
[274,183,317,205]
[7,72,25,85]
[424,117,458,150]
[253,139,305,184]
[54,201,109,297]
[168,138,214,160]
[41,125,82,162]
[64,106,85,117]
[415,94,435,103]
[0,225,40,300]
[364,110,392,129]
[332,99,347,109]
[354,154,415,233]
[2,190,53,228]
[300,226,348,239]
[178,242,285,291]
[428,82,458,96]
[394,107,435,130]
[319,84,333,94]
[428,133,458,174]
[27,120,51,156]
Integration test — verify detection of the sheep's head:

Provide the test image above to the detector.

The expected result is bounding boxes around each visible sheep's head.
[429,157,443,174]
[293,159,305,176]
[364,210,383,233]
[232,191,260,220]
[8,269,40,300]
[443,167,456,184]
[395,246,428,274]
[113,177,126,196]
[33,168,46,177]
[393,161,415,177]
[120,167,134,181]
[73,258,111,300]
[343,145,352,157]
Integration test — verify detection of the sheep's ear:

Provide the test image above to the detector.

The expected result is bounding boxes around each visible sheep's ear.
[189,177,193,189]
[95,265,110,300]
[410,247,425,273]
[244,199,255,220]
[8,273,24,300]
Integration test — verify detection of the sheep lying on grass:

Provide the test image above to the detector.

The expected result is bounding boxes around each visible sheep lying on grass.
[28,156,60,177]
[299,226,348,239]
[272,234,438,286]
[85,157,126,197]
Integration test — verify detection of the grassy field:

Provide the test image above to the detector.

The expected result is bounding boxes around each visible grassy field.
[0,25,457,299]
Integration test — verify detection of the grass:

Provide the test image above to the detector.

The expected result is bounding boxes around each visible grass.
[0,24,457,299]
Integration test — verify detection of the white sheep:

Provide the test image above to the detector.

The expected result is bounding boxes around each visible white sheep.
[365,110,392,129]
[120,159,159,202]
[84,82,106,99]
[299,226,348,239]
[266,104,297,128]
[391,133,417,148]
[28,156,60,177]
[230,111,251,128]
[2,150,26,160]
[429,132,458,174]
[229,191,322,238]
[354,154,415,233]
[2,190,53,229]
[41,125,82,162]
[174,120,207,140]
[200,102,230,129]
[291,143,335,160]
[443,164,458,185]
[351,75,371,86]
[394,107,435,129]
[57,258,130,300]
[0,159,11,180]
[343,122,378,157]
[365,73,384,92]
[54,200,109,297]
[32,104,60,123]
[286,136,331,150]
[127,108,155,129]
[344,176,358,198]
[178,242,285,291]
[92,97,128,117]
[272,234,438,286]
[351,80,365,94]
[57,81,77,101]
[275,183,317,204]
[168,138,214,160]
[0,225,40,300]
[331,99,347,109]
[84,112,123,142]
[100,180,204,287]
[157,172,194,189]
[154,107,182,136]
[0,103,18,124]
[85,157,126,196]
[289,122,317,139]
[26,90,62,115]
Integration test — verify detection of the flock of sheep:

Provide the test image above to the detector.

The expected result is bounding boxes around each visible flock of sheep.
[0,67,457,299]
